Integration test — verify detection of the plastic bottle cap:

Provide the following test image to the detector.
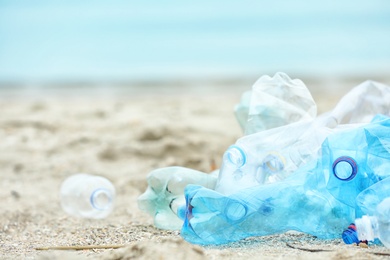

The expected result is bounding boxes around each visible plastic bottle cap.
[225,145,246,168]
[342,223,360,244]
[356,215,375,241]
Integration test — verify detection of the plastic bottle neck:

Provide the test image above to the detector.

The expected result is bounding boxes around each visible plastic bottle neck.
[355,215,379,241]
[90,188,113,210]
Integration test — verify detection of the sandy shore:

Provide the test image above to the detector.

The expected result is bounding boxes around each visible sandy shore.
[1,78,390,259]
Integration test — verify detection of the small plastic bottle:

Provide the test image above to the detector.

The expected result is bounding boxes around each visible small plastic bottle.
[137,166,217,230]
[60,173,115,219]
[355,197,390,248]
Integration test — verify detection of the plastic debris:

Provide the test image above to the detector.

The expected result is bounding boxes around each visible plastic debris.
[243,72,317,135]
[355,174,390,218]
[355,206,390,248]
[137,167,217,230]
[342,223,360,244]
[216,79,390,195]
[179,115,390,245]
[60,173,115,219]
[353,181,390,248]
[137,72,390,243]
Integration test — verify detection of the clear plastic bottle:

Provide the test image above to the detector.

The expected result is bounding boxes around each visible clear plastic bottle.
[215,80,390,195]
[214,117,339,195]
[179,115,390,245]
[243,72,317,135]
[137,166,217,230]
[60,173,116,219]
[355,197,390,248]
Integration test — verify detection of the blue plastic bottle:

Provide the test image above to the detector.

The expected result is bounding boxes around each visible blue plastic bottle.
[215,80,390,196]
[180,115,390,245]
[214,119,332,195]
[355,173,390,218]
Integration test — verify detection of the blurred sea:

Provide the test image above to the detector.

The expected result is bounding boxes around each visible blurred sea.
[0,0,389,84]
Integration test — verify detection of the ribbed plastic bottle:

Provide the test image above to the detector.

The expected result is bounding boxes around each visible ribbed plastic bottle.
[355,197,390,248]
[179,115,390,245]
[215,80,390,196]
[137,166,218,230]
[60,173,116,219]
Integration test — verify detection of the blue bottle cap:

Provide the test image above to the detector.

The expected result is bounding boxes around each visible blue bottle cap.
[342,223,360,244]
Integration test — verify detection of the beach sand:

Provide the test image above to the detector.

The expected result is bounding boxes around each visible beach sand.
[1,78,390,259]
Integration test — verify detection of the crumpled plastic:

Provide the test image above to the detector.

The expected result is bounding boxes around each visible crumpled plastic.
[137,72,390,239]
[137,167,217,230]
[180,114,390,245]
[239,72,317,135]
[216,78,390,195]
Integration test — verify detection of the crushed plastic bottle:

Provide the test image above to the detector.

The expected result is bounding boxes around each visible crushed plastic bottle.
[326,114,390,208]
[179,115,390,245]
[136,73,390,235]
[137,166,217,230]
[355,175,390,218]
[215,80,390,195]
[326,80,390,126]
[343,177,390,245]
[355,197,390,248]
[243,72,317,135]
[215,120,329,195]
[60,173,115,219]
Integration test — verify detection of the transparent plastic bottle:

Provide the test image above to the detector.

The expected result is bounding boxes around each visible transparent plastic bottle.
[179,115,390,245]
[215,80,390,195]
[326,80,390,126]
[137,166,217,230]
[180,162,354,245]
[355,197,390,248]
[214,121,321,195]
[60,173,116,219]
[243,72,317,135]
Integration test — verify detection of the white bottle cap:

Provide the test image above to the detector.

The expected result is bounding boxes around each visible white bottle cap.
[356,215,375,241]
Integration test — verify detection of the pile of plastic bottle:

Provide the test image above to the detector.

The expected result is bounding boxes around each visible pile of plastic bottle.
[57,72,390,248]
[137,72,390,247]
